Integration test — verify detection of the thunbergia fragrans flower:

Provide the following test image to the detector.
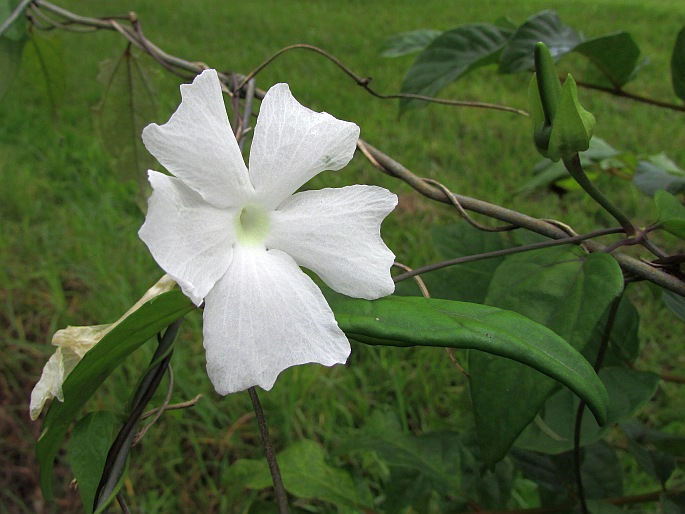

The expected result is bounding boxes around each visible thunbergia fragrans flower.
[139,69,396,395]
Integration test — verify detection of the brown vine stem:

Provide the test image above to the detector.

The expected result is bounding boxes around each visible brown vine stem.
[237,43,530,116]
[358,140,685,297]
[392,227,624,283]
[574,79,685,113]
[248,387,289,514]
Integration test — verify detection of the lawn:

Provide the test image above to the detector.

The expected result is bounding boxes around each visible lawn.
[1,0,684,512]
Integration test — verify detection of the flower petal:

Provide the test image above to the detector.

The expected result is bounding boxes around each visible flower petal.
[248,83,360,209]
[202,246,350,395]
[266,185,397,300]
[139,171,236,305]
[29,351,64,420]
[142,69,252,208]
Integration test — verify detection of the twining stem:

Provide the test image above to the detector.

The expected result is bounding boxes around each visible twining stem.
[563,154,636,236]
[358,140,685,296]
[392,227,624,283]
[573,293,624,514]
[248,387,289,514]
[94,318,183,511]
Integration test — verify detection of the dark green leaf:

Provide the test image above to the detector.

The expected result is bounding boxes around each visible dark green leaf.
[380,29,441,58]
[226,441,373,510]
[338,410,461,512]
[583,295,640,366]
[94,48,158,197]
[324,288,609,429]
[68,412,118,514]
[499,11,580,74]
[662,494,685,514]
[581,441,623,499]
[662,290,685,323]
[37,290,194,500]
[22,30,64,116]
[279,440,373,509]
[515,367,659,454]
[633,157,685,196]
[626,439,676,487]
[672,26,685,100]
[0,36,23,101]
[469,247,622,465]
[621,420,685,459]
[655,189,685,240]
[424,224,512,303]
[573,31,642,88]
[400,23,509,111]
[460,430,513,510]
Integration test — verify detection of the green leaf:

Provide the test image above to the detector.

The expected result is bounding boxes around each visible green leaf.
[324,288,609,429]
[400,23,509,111]
[22,30,64,117]
[424,223,512,303]
[37,290,194,500]
[380,29,441,58]
[672,26,685,100]
[634,159,685,196]
[279,440,373,509]
[94,48,158,197]
[581,442,624,499]
[459,430,513,510]
[662,290,685,323]
[225,441,373,510]
[515,367,659,454]
[0,36,23,101]
[68,412,118,514]
[547,74,595,161]
[573,31,642,88]
[338,410,461,512]
[583,295,640,367]
[469,247,622,466]
[655,189,685,240]
[499,11,580,74]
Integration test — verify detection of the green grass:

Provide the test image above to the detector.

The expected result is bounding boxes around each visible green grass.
[2,0,685,512]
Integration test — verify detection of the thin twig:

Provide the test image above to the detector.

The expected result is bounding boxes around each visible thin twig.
[133,366,175,445]
[423,178,518,232]
[392,227,624,283]
[574,79,685,113]
[139,394,203,420]
[358,139,685,296]
[116,494,132,514]
[248,387,289,514]
[237,43,529,116]
[238,78,256,152]
[392,261,431,298]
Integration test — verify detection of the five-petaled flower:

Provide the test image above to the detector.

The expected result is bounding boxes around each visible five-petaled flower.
[139,69,397,395]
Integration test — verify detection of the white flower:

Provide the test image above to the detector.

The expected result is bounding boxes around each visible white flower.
[30,275,177,420]
[138,69,396,395]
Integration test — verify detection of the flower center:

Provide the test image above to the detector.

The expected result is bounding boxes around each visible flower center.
[234,204,270,247]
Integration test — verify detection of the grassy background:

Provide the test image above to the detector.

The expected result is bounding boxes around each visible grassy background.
[2,0,684,512]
